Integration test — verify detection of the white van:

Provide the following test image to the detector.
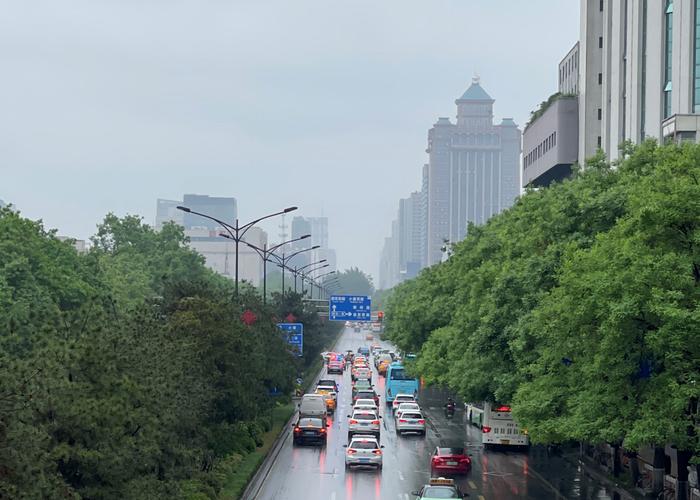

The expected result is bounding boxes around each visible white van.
[299,394,327,418]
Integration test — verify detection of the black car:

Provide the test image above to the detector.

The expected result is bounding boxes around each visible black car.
[292,416,327,446]
[353,389,379,406]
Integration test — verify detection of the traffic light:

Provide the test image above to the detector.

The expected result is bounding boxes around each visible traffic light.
[377,311,384,322]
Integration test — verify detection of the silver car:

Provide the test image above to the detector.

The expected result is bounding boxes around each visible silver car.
[395,410,426,436]
[344,435,384,470]
[394,402,421,420]
[347,410,381,439]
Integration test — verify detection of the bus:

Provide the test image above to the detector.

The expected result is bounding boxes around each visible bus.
[465,402,528,448]
[385,362,419,404]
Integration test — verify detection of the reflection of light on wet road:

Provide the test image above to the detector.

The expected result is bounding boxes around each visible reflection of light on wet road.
[344,470,352,500]
[374,476,381,499]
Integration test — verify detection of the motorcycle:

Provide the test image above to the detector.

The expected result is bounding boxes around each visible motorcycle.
[444,402,456,419]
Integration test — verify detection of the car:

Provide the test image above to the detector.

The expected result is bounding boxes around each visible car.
[395,402,421,420]
[411,478,467,499]
[316,379,339,393]
[354,326,361,333]
[315,387,337,414]
[344,435,384,470]
[353,398,379,413]
[352,366,372,382]
[392,393,417,412]
[396,410,426,436]
[347,410,381,439]
[430,446,471,475]
[299,394,327,418]
[292,416,327,446]
[352,379,372,393]
[365,334,374,341]
[377,360,391,376]
[353,389,379,406]
[374,353,392,368]
[327,360,344,375]
[357,346,370,356]
[370,343,382,354]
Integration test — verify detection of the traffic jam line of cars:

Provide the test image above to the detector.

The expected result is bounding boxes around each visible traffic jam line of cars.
[292,325,472,499]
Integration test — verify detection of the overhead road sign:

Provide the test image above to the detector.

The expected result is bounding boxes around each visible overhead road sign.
[278,323,303,356]
[328,295,371,321]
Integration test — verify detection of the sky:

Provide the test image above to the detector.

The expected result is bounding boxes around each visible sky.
[1,0,579,282]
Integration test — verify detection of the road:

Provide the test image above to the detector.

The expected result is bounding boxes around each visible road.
[253,327,615,500]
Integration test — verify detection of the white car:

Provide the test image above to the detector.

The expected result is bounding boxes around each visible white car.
[391,393,417,412]
[345,435,384,470]
[396,410,426,436]
[394,402,421,420]
[353,398,379,413]
[347,409,381,439]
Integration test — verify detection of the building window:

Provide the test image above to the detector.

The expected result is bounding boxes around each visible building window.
[553,131,556,146]
[664,0,673,119]
[598,108,602,120]
[597,136,602,148]
[598,72,603,84]
[600,0,604,11]
[599,36,603,48]
[694,0,700,113]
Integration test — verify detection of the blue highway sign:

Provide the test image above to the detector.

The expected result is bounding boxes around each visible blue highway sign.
[278,323,303,356]
[328,295,372,321]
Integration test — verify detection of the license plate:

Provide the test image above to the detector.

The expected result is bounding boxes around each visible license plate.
[447,461,458,466]
[501,439,510,445]
[358,458,370,463]
[360,422,369,426]
[408,420,417,424]
[304,431,316,436]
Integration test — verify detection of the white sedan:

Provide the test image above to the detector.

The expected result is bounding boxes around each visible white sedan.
[394,402,421,420]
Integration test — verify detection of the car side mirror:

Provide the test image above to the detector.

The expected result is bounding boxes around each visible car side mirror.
[347,415,351,418]
[380,445,385,448]
[379,415,383,419]
[411,492,419,496]
[343,444,348,448]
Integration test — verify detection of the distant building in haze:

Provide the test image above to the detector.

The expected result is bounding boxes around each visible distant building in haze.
[155,199,184,229]
[425,77,521,265]
[288,215,337,278]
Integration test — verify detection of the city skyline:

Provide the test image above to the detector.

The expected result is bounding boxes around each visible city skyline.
[1,0,580,282]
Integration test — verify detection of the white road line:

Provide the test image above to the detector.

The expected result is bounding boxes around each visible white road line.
[330,492,336,500]
[468,480,477,490]
[398,470,405,481]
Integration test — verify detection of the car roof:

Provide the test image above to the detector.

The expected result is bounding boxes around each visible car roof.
[354,399,377,404]
[350,434,378,442]
[352,409,378,415]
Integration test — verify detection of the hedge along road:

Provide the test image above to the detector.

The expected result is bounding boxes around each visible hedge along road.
[250,326,617,500]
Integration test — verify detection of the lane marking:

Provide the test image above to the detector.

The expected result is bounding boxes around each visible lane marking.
[479,496,485,500]
[398,470,404,481]
[468,480,477,490]
[330,492,336,500]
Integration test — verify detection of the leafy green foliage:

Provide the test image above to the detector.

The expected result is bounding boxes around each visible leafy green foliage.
[0,210,298,498]
[385,142,699,459]
[328,267,374,296]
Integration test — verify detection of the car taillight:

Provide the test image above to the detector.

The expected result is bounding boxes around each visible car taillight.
[398,419,408,423]
[460,457,471,463]
[347,449,356,455]
[349,419,358,424]
[418,419,425,424]
[372,449,382,455]
[293,427,301,433]
[319,428,326,433]
[483,426,492,433]
[371,420,380,425]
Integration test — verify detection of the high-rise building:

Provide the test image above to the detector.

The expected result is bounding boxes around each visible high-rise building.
[182,194,237,230]
[420,164,429,268]
[578,0,700,163]
[287,215,336,274]
[155,199,184,230]
[425,77,522,265]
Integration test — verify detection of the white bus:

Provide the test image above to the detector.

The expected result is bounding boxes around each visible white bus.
[465,402,528,448]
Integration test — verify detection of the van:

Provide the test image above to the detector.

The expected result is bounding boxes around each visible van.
[299,394,327,418]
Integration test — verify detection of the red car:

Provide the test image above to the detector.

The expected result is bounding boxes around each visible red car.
[430,446,471,475]
[327,361,344,375]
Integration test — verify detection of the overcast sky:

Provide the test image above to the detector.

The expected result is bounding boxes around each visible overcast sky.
[1,0,579,283]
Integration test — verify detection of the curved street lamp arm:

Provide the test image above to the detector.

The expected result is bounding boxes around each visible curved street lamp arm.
[178,206,236,239]
[239,206,298,239]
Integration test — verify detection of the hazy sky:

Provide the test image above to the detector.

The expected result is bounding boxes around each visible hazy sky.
[2,0,579,282]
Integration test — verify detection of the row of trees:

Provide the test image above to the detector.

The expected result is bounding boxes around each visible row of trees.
[0,210,337,498]
[384,142,698,465]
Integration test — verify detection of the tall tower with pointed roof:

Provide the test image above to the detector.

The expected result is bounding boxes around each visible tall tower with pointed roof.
[425,78,521,266]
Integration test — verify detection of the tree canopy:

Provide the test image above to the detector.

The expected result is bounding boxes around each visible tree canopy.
[385,142,699,459]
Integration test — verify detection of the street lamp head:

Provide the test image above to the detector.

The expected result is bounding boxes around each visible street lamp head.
[312,245,320,249]
[219,232,233,240]
[301,234,311,239]
[176,205,191,213]
[319,259,327,263]
[284,206,298,213]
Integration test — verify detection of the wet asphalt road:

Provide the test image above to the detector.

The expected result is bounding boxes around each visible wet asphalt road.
[253,327,615,500]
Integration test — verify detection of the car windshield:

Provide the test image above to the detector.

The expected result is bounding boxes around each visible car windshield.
[390,368,414,380]
[402,413,422,419]
[354,413,376,420]
[357,392,375,399]
[399,403,419,409]
[350,441,378,450]
[437,447,465,455]
[396,396,414,402]
[299,418,322,427]
[422,486,460,498]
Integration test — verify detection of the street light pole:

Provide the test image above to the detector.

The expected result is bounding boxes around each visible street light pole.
[269,245,320,298]
[177,204,297,298]
[239,234,310,305]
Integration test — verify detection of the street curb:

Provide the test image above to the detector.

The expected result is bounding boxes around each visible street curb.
[240,326,344,500]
